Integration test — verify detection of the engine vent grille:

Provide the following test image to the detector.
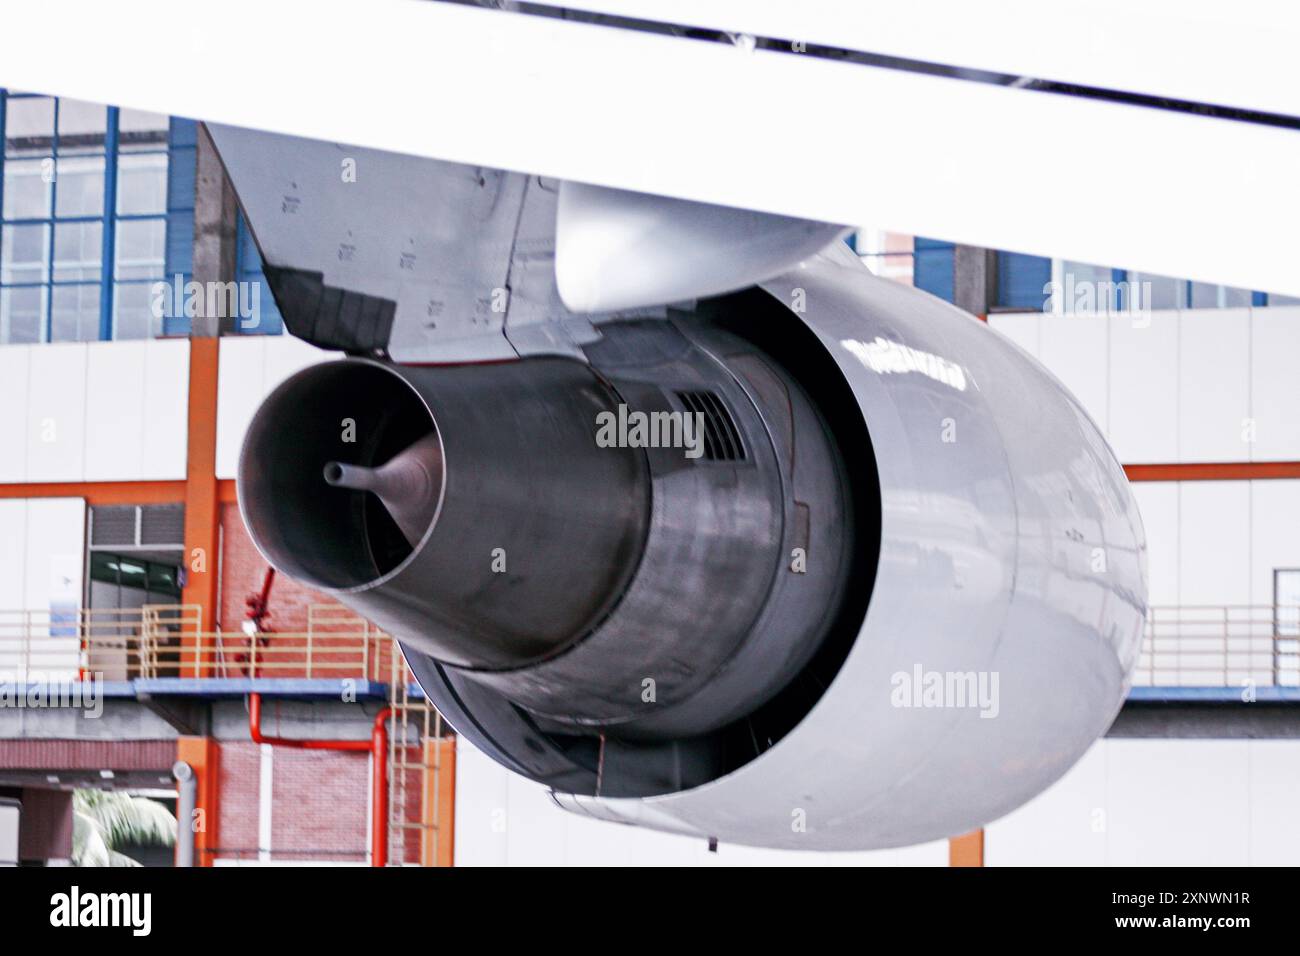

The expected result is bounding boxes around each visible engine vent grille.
[675,390,746,462]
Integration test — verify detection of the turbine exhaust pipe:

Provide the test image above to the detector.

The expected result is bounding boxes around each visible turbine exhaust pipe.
[238,356,650,669]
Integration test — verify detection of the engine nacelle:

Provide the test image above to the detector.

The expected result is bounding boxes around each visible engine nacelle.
[238,245,1146,850]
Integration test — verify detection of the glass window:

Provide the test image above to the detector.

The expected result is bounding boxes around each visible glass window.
[1,94,190,343]
[1189,282,1252,309]
[2,157,53,219]
[116,152,168,216]
[995,252,1051,311]
[114,218,165,280]
[0,285,46,343]
[117,109,169,152]
[50,283,101,341]
[1126,272,1185,311]
[112,281,158,339]
[1058,262,1117,313]
[55,99,107,154]
[53,220,103,281]
[0,222,50,284]
[53,154,105,217]
[3,96,54,156]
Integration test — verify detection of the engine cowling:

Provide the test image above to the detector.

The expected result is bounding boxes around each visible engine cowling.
[238,245,1146,849]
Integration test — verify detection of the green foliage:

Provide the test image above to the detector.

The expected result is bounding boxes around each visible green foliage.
[71,790,176,868]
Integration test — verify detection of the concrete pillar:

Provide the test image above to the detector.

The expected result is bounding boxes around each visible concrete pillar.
[953,245,997,318]
[192,123,239,338]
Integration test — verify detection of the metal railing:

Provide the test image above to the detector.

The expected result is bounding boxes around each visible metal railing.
[1134,604,1300,688]
[386,648,453,867]
[4,602,1299,689]
[0,603,397,682]
[4,602,1298,690]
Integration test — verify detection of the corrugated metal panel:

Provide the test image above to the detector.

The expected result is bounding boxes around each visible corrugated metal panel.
[89,505,137,547]
[140,503,184,546]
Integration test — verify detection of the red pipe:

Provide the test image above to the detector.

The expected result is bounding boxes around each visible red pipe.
[248,692,392,866]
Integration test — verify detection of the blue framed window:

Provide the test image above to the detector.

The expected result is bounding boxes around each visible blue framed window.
[913,237,954,303]
[995,252,1052,311]
[0,89,197,344]
[233,211,283,335]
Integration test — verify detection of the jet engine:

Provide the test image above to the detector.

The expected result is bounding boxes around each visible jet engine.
[238,244,1147,850]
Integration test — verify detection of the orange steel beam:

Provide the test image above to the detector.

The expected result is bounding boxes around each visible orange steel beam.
[1125,461,1300,482]
[181,337,221,642]
[176,736,221,867]
[0,480,185,503]
[949,828,985,867]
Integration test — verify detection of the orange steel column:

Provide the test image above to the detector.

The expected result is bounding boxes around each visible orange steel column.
[422,738,457,867]
[949,828,985,867]
[181,336,221,671]
[176,736,221,866]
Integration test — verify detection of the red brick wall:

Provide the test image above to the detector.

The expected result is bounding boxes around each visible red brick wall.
[218,503,336,633]
[215,740,369,864]
[215,741,260,859]
[271,748,369,863]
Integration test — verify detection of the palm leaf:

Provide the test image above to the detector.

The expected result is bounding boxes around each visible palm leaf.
[74,790,176,849]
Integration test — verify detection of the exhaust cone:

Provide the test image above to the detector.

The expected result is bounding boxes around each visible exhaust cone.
[323,433,442,548]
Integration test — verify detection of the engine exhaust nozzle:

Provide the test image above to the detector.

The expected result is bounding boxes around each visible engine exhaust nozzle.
[237,356,649,669]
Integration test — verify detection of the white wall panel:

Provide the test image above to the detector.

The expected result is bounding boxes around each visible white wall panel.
[1178,482,1250,607]
[454,740,946,866]
[18,497,85,678]
[1248,741,1300,866]
[1108,313,1178,464]
[989,739,1300,865]
[22,498,85,608]
[216,336,339,479]
[0,501,29,679]
[0,347,30,482]
[1130,483,1179,607]
[26,344,88,482]
[141,339,190,480]
[261,335,336,394]
[1249,307,1300,462]
[987,313,1040,360]
[1249,480,1300,607]
[1178,308,1250,462]
[215,337,267,479]
[83,341,148,481]
[461,737,1300,866]
[453,742,513,866]
[1105,740,1251,866]
[986,743,1107,866]
[0,501,28,611]
[1037,315,1108,433]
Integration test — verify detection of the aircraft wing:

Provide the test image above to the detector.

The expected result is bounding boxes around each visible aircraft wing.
[1,0,1298,295]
